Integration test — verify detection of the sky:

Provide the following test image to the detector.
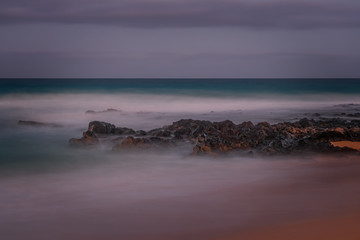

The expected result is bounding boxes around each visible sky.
[1,0,360,78]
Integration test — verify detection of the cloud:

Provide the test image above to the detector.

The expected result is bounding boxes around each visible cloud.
[2,50,360,78]
[0,0,360,29]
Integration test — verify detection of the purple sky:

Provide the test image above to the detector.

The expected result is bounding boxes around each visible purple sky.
[1,0,360,78]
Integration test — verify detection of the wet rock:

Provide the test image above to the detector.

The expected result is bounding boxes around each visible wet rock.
[69,130,99,147]
[69,118,360,155]
[18,120,63,128]
[135,130,147,136]
[155,130,171,138]
[347,113,360,117]
[89,121,135,135]
[112,136,173,151]
[86,108,121,114]
[85,110,96,114]
[113,136,152,150]
[114,127,136,135]
[89,121,116,134]
[103,108,121,113]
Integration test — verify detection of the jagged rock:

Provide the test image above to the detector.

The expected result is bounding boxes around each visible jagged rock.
[135,130,147,136]
[347,113,360,117]
[112,136,173,151]
[89,121,135,135]
[69,130,99,147]
[155,130,171,138]
[114,127,136,135]
[69,118,360,155]
[89,121,116,134]
[113,136,152,150]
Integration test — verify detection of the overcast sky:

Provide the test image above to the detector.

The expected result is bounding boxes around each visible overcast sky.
[1,0,360,78]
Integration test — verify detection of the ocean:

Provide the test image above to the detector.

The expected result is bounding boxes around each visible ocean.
[1,78,360,240]
[2,78,360,95]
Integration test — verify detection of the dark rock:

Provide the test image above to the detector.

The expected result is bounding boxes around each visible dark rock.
[89,121,135,135]
[69,118,360,155]
[85,108,121,114]
[18,120,63,128]
[347,113,360,117]
[135,130,147,136]
[85,110,96,114]
[112,136,173,151]
[103,108,121,112]
[69,130,99,147]
[114,127,136,135]
[89,121,116,134]
[155,130,171,138]
[113,136,152,150]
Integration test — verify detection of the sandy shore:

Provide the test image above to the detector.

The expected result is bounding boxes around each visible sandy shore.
[215,211,360,240]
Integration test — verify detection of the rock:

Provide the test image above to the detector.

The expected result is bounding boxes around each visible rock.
[104,108,121,112]
[113,136,152,150]
[85,110,96,114]
[18,120,63,128]
[135,130,147,136]
[69,130,99,147]
[112,136,173,151]
[85,108,121,114]
[89,121,135,135]
[114,127,136,135]
[69,118,360,155]
[89,121,116,134]
[347,113,360,117]
[155,130,171,138]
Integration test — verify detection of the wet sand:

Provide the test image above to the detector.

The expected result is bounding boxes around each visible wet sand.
[215,211,360,240]
[2,154,360,240]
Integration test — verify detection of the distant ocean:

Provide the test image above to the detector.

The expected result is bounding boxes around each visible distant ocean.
[1,78,360,95]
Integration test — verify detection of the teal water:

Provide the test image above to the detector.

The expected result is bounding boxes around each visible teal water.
[1,78,360,95]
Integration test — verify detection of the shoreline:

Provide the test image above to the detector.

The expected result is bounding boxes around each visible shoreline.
[214,210,360,240]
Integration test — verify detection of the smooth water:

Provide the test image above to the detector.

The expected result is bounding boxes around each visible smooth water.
[1,79,360,240]
[1,78,360,95]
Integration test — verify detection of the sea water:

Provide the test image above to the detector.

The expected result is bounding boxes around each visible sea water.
[1,79,360,240]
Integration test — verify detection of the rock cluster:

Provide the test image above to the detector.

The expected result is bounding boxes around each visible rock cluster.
[69,118,360,155]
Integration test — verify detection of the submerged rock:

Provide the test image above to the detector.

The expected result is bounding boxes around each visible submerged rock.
[85,108,121,114]
[18,120,63,128]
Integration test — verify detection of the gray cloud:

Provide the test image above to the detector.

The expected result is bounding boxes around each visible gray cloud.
[1,0,360,29]
[2,50,360,78]
[1,1,360,78]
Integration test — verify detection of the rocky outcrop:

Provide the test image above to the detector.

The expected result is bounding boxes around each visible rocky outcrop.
[89,121,135,135]
[69,118,360,155]
[68,121,136,147]
[69,130,99,147]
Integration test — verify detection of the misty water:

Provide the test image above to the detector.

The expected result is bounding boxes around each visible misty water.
[1,80,360,240]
